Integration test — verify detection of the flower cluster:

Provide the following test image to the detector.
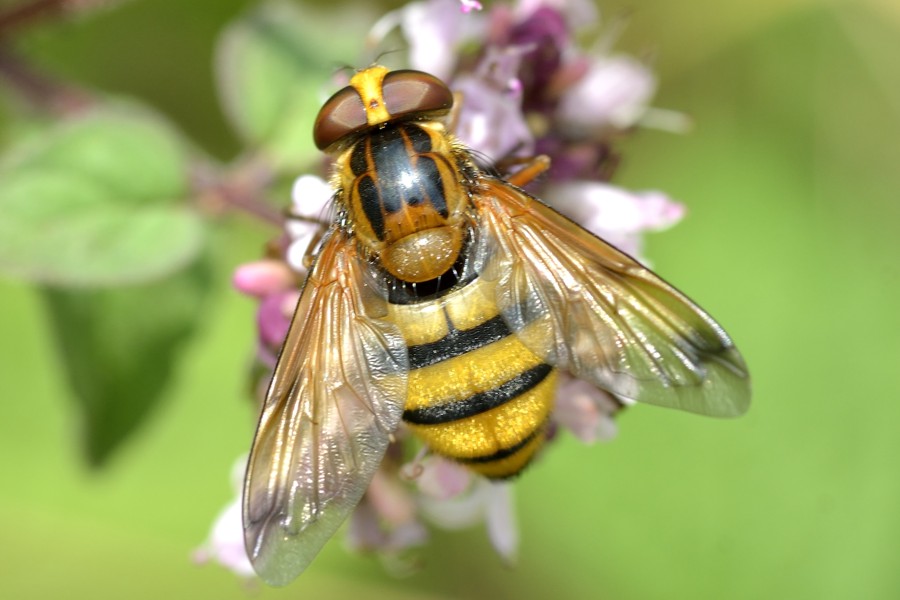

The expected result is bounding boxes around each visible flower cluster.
[197,0,687,578]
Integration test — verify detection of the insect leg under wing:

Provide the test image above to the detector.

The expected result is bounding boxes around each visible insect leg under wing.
[243,230,409,586]
[474,179,750,418]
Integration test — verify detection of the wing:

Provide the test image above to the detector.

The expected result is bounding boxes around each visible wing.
[242,228,409,586]
[473,179,750,417]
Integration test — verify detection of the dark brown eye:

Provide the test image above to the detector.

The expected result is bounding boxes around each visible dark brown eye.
[313,69,454,151]
[381,70,454,120]
[313,84,367,151]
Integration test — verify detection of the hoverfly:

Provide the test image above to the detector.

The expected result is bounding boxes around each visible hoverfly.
[243,66,750,585]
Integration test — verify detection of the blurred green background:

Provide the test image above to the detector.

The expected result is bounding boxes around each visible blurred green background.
[2,0,899,598]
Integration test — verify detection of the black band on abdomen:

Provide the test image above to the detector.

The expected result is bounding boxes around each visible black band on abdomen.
[407,314,511,370]
[402,362,553,425]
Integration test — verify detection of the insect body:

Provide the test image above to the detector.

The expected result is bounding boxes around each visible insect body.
[243,66,751,586]
[390,271,558,480]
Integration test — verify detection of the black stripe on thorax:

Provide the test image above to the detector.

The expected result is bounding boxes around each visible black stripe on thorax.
[350,123,448,241]
[407,314,510,370]
[403,362,553,425]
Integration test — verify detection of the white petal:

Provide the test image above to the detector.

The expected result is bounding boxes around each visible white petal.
[459,0,483,12]
[346,497,384,551]
[548,181,684,236]
[368,469,418,527]
[557,55,657,132]
[194,455,256,578]
[285,227,318,272]
[420,479,489,529]
[416,456,473,500]
[451,48,534,159]
[485,483,518,564]
[631,189,686,230]
[555,378,619,444]
[549,181,644,232]
[195,496,255,576]
[290,174,332,220]
[400,0,485,79]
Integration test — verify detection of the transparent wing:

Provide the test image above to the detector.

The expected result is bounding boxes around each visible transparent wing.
[242,229,409,586]
[474,179,750,417]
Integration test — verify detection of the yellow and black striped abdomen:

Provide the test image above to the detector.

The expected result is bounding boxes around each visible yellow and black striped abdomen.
[387,278,557,479]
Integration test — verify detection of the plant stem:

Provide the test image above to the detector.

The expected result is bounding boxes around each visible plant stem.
[214,180,286,227]
[191,160,286,227]
[0,44,91,114]
[0,0,69,34]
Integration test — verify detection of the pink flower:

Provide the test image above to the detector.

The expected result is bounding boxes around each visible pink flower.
[255,290,299,351]
[512,0,598,27]
[555,54,657,134]
[419,474,519,564]
[414,455,472,500]
[547,181,685,259]
[460,0,483,12]
[554,375,626,444]
[285,174,332,272]
[369,0,486,80]
[232,174,332,378]
[451,47,534,160]
[232,259,294,298]
[346,467,429,555]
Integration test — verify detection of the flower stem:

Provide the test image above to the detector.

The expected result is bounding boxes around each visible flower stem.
[191,159,286,227]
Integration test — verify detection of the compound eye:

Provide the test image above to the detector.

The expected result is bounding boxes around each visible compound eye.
[381,70,454,120]
[313,84,367,151]
[313,69,454,151]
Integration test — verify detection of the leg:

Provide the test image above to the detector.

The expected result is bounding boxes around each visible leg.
[505,155,551,187]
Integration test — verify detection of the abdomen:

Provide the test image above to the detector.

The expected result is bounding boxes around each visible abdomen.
[387,277,557,479]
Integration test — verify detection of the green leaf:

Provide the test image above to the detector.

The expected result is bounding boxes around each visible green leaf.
[214,0,359,170]
[43,259,211,466]
[0,105,204,286]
